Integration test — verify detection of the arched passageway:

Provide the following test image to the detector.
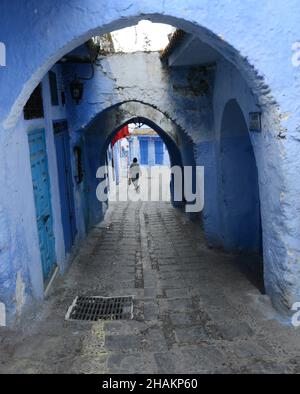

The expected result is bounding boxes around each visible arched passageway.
[0,2,299,322]
[1,2,297,129]
[82,103,192,228]
[219,99,262,254]
[218,99,264,289]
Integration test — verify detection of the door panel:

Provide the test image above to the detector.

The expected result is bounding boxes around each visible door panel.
[155,139,164,165]
[140,139,149,165]
[28,129,56,283]
[54,121,77,253]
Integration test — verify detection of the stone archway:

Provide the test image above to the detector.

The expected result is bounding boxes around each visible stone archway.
[219,99,261,253]
[82,101,190,227]
[81,101,185,159]
[1,2,293,130]
[219,99,264,289]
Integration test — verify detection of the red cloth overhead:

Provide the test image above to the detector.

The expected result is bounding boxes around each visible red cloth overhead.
[111,125,130,148]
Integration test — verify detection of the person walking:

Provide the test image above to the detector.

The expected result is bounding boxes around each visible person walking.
[129,158,141,193]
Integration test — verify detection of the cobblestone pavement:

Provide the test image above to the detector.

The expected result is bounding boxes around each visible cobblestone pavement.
[1,201,300,374]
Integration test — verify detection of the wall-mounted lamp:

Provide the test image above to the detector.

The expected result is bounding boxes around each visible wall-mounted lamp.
[69,61,95,105]
[70,79,84,105]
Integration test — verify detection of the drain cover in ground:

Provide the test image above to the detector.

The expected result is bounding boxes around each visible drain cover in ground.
[65,296,134,322]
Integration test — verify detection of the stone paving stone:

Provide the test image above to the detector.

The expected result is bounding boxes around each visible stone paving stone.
[228,340,271,359]
[169,312,195,326]
[105,335,142,352]
[154,352,176,374]
[237,359,294,374]
[144,287,157,299]
[172,345,227,374]
[216,321,255,341]
[107,352,157,374]
[165,288,190,299]
[71,355,107,374]
[158,278,187,289]
[104,320,146,336]
[144,301,159,321]
[174,326,211,344]
[143,270,156,288]
[140,327,168,352]
[158,298,195,314]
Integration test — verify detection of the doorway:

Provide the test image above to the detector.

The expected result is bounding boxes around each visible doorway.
[28,129,57,283]
[54,120,77,253]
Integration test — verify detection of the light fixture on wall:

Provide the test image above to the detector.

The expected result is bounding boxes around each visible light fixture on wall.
[70,79,84,105]
[69,63,95,105]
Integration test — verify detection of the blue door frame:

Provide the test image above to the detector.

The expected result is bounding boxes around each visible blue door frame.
[54,120,77,253]
[28,129,57,283]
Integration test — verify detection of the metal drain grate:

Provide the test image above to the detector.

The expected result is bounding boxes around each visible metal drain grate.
[65,296,134,322]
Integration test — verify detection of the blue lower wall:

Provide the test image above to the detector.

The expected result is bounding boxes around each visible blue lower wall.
[195,140,221,246]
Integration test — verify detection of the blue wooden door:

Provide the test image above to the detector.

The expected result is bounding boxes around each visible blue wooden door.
[54,121,77,253]
[155,139,164,165]
[140,139,149,165]
[28,129,56,283]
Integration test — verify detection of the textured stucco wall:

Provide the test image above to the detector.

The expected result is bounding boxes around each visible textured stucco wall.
[63,52,213,141]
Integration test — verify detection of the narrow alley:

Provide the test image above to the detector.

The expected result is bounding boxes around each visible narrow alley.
[1,200,300,374]
[1,1,300,377]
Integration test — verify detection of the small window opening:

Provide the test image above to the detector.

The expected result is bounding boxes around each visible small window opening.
[49,70,59,106]
[23,83,44,120]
